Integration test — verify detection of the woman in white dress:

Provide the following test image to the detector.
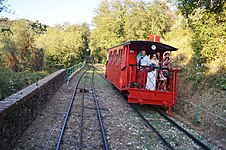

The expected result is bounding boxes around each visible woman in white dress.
[146,54,159,90]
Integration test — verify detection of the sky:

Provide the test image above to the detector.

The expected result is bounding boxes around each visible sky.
[1,0,102,27]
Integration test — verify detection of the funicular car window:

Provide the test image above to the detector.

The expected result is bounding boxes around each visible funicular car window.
[116,49,121,66]
[109,51,113,64]
[113,50,117,64]
[121,46,127,70]
[119,49,122,64]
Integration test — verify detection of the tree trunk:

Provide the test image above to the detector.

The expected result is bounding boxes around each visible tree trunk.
[8,50,19,72]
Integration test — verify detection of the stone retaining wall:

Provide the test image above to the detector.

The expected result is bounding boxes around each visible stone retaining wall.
[0,69,66,150]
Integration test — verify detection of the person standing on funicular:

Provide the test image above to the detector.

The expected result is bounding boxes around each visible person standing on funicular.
[159,52,171,91]
[136,50,149,88]
[146,53,159,90]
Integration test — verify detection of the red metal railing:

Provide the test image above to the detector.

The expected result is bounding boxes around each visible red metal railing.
[128,64,178,92]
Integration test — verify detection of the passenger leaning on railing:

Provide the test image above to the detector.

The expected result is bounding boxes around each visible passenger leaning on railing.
[162,53,171,69]
[136,50,149,88]
[137,50,149,67]
[146,54,159,90]
[162,52,171,78]
[158,52,171,91]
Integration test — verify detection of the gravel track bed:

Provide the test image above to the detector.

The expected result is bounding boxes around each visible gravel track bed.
[13,67,165,149]
[135,105,217,149]
[93,67,165,149]
[13,64,217,150]
[60,71,103,149]
[94,64,218,150]
[13,70,86,149]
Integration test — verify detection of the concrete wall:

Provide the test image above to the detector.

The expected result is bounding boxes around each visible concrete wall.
[0,69,66,150]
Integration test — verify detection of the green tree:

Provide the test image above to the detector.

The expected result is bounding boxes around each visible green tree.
[176,0,224,20]
[0,19,45,71]
[0,29,19,71]
[36,23,90,70]
[172,0,226,90]
[91,0,122,50]
[0,0,8,13]
[124,1,147,40]
[91,0,175,62]
[176,0,226,67]
[11,20,35,69]
[31,20,47,34]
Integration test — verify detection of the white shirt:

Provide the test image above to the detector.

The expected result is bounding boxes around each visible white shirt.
[138,55,149,66]
[149,59,158,65]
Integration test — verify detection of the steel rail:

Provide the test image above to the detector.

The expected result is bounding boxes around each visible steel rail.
[91,70,109,150]
[92,67,111,85]
[55,69,88,150]
[94,67,174,149]
[94,66,212,149]
[78,77,86,150]
[152,106,211,150]
[129,104,174,150]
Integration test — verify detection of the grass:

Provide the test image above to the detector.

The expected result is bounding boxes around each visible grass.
[183,64,226,91]
[164,27,226,91]
[141,132,160,148]
[0,68,49,100]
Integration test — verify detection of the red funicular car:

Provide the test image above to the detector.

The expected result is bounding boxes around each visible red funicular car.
[105,35,179,115]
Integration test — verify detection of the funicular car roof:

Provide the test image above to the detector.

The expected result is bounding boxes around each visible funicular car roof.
[107,40,178,52]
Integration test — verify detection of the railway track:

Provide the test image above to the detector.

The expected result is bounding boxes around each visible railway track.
[44,66,108,150]
[152,106,211,150]
[130,104,212,150]
[55,68,87,150]
[95,66,212,150]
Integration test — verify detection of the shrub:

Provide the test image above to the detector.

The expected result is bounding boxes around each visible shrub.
[0,69,49,100]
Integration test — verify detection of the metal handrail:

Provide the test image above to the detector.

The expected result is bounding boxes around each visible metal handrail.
[129,64,170,71]
[66,60,86,80]
[128,64,177,91]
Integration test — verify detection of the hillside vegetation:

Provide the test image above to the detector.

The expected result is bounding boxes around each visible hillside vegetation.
[90,1,226,144]
[0,0,225,100]
[0,18,90,100]
[91,0,225,91]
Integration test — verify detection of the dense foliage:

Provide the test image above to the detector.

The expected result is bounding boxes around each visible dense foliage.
[175,0,226,90]
[91,0,175,62]
[91,0,225,89]
[0,0,225,100]
[36,23,90,70]
[0,18,90,100]
[0,68,48,100]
